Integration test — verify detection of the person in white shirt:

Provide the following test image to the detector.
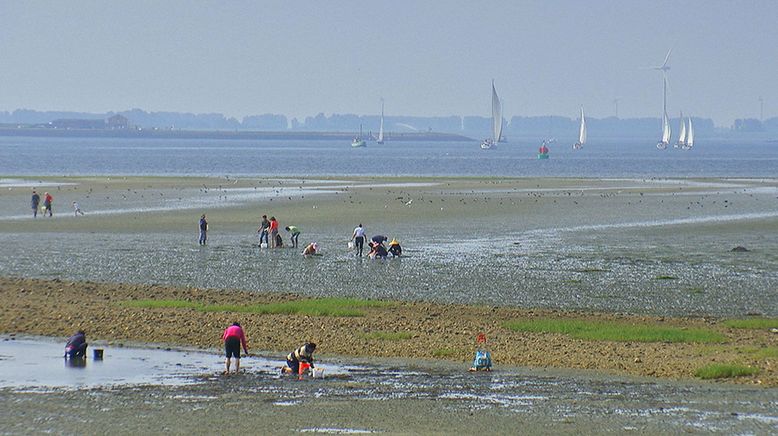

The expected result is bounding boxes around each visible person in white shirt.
[351,223,366,257]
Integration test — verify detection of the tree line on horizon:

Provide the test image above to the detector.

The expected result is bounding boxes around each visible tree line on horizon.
[1,108,776,137]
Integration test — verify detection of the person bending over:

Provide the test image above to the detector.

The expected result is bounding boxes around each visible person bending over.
[222,322,249,374]
[65,330,88,359]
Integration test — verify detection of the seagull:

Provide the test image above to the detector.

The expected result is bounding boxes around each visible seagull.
[405,199,413,206]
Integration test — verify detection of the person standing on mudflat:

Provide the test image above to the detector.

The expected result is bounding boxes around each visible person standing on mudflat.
[198,214,208,245]
[352,223,366,257]
[268,216,279,248]
[31,190,40,218]
[43,192,53,217]
[257,215,270,246]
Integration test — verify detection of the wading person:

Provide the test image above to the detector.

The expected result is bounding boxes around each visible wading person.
[351,224,366,257]
[72,201,84,216]
[198,214,208,245]
[285,225,301,248]
[31,190,40,218]
[222,322,249,375]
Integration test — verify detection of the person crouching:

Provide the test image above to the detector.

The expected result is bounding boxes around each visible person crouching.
[65,330,88,359]
[282,343,317,375]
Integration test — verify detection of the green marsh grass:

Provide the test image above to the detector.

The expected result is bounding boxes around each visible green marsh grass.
[503,319,725,343]
[722,318,778,330]
[121,298,393,317]
[694,363,759,380]
[432,348,459,358]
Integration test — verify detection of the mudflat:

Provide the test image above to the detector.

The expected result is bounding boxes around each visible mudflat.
[1,276,775,386]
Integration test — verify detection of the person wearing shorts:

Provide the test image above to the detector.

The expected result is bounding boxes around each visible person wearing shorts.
[222,322,248,374]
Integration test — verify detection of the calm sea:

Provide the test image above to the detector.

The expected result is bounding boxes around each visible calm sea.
[1,136,776,178]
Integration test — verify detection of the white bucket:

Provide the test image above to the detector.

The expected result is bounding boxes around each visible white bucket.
[260,242,268,249]
[312,368,325,378]
[347,241,354,249]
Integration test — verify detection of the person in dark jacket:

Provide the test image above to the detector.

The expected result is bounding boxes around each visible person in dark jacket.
[65,330,88,359]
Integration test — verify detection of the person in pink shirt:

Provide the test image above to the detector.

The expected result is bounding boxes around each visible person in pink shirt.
[222,322,249,374]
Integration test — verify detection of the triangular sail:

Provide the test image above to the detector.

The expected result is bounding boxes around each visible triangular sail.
[677,112,687,145]
[686,117,694,148]
[491,81,502,143]
[661,111,672,144]
[578,106,587,145]
[377,100,384,143]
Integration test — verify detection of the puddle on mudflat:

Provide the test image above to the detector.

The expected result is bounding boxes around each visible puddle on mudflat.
[0,336,346,390]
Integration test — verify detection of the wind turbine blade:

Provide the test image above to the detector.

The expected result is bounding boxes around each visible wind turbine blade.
[661,48,673,68]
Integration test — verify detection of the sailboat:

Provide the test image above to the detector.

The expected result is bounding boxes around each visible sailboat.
[537,139,550,159]
[674,111,687,148]
[657,111,671,150]
[351,124,366,148]
[656,76,671,150]
[682,117,694,150]
[376,100,385,144]
[573,106,586,150]
[480,81,502,149]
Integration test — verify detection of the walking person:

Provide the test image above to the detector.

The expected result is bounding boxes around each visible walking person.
[268,216,279,248]
[285,225,301,248]
[72,201,85,216]
[352,223,366,256]
[222,322,249,375]
[43,192,53,217]
[257,215,270,247]
[31,190,40,218]
[198,214,208,245]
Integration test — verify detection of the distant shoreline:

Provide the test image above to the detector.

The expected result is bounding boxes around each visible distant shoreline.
[0,127,472,142]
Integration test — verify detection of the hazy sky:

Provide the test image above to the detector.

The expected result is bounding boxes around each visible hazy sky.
[1,1,776,126]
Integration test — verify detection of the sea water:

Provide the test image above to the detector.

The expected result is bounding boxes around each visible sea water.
[2,136,778,178]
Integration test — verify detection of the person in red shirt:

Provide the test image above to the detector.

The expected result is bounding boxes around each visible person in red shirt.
[268,216,280,248]
[222,322,249,374]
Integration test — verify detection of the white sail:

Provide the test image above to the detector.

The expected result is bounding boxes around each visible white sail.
[573,106,586,150]
[661,111,672,144]
[685,117,694,149]
[377,100,384,143]
[676,112,687,147]
[491,81,502,143]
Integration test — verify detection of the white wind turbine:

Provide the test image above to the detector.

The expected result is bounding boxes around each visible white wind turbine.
[648,49,673,149]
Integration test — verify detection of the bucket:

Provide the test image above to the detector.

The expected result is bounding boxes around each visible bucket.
[93,349,104,360]
[347,241,354,249]
[312,368,325,378]
[298,362,311,375]
[260,242,268,249]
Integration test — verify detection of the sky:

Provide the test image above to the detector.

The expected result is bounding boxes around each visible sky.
[1,1,777,127]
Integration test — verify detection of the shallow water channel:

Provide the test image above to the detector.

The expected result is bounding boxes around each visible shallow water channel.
[1,337,776,433]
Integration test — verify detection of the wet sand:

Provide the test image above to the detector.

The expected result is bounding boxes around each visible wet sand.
[2,175,777,433]
[1,276,775,386]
